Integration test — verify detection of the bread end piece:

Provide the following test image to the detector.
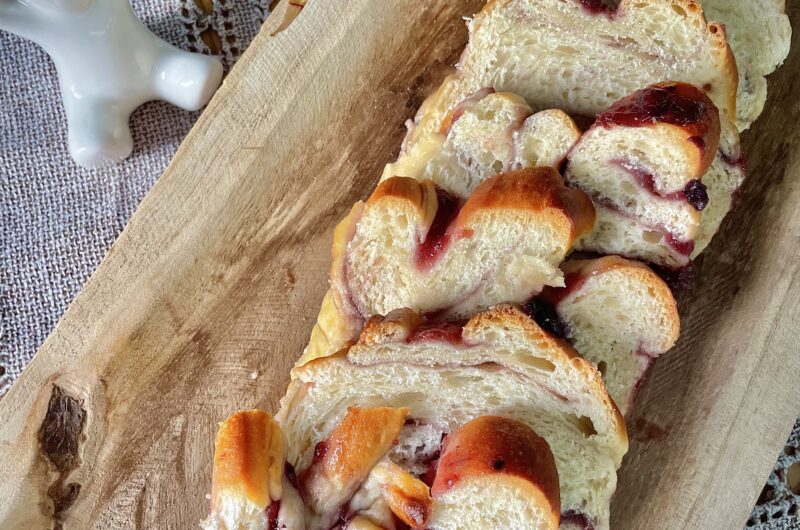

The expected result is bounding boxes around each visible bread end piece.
[202,410,285,530]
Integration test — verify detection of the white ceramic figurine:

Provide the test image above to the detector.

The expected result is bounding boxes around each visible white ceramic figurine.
[0,0,223,168]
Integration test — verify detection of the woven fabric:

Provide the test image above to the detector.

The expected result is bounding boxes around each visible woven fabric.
[0,1,797,528]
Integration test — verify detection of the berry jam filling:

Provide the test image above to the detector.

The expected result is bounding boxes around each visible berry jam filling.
[598,84,708,129]
[590,194,694,257]
[683,179,709,211]
[312,440,329,465]
[578,0,615,16]
[613,160,708,211]
[408,322,464,345]
[688,135,706,156]
[285,462,299,489]
[266,501,281,530]
[652,263,695,291]
[664,233,695,256]
[721,150,747,172]
[415,189,463,270]
[561,510,596,530]
[523,298,569,339]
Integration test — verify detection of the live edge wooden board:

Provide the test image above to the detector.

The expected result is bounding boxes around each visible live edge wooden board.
[1,2,798,529]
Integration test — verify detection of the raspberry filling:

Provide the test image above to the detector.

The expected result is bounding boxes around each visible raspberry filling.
[415,189,464,270]
[523,298,569,339]
[613,159,708,211]
[592,195,695,258]
[578,0,615,16]
[408,322,464,345]
[562,510,596,530]
[598,84,709,128]
[266,501,281,530]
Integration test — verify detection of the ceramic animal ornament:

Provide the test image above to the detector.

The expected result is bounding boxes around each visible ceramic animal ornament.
[0,0,224,168]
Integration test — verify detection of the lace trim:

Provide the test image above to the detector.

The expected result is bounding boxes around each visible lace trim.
[178,0,276,69]
[748,419,800,528]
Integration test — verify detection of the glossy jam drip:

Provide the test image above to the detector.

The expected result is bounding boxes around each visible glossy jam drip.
[523,298,569,339]
[598,84,707,128]
[561,510,596,530]
[683,179,709,211]
[408,322,464,345]
[579,0,615,15]
[415,189,462,270]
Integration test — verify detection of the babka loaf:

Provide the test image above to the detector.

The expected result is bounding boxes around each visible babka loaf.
[203,409,561,529]
[565,82,723,267]
[281,305,628,530]
[299,168,595,365]
[535,256,680,415]
[382,88,580,198]
[701,0,791,129]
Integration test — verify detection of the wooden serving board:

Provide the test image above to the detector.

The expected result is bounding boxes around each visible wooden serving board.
[1,1,798,528]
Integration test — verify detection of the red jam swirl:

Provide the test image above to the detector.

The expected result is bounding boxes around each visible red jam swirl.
[266,501,281,530]
[598,84,708,128]
[415,189,462,270]
[408,322,464,345]
[311,440,329,465]
[612,160,708,211]
[561,510,596,530]
[579,0,615,15]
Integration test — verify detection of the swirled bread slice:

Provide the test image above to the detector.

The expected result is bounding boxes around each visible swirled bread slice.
[565,82,725,267]
[533,256,680,415]
[701,0,791,129]
[428,416,561,530]
[382,89,580,198]
[299,168,595,366]
[201,410,305,530]
[281,305,628,530]
[409,0,739,144]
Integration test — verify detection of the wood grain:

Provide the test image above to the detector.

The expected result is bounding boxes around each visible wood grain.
[0,1,797,529]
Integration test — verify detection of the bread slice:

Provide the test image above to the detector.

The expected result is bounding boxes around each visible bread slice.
[701,0,791,129]
[565,82,725,267]
[428,416,561,530]
[382,88,580,198]
[410,0,739,141]
[534,256,680,415]
[281,305,628,530]
[201,410,305,530]
[299,168,595,366]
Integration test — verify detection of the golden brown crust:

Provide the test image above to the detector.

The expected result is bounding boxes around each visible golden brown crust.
[302,406,410,515]
[431,416,560,526]
[209,410,284,512]
[555,256,680,349]
[458,168,595,242]
[359,308,425,347]
[374,460,433,528]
